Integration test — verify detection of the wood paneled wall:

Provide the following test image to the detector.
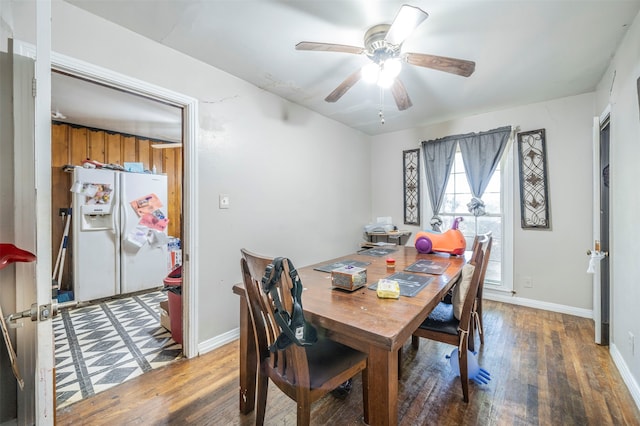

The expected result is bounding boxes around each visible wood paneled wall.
[51,122,182,291]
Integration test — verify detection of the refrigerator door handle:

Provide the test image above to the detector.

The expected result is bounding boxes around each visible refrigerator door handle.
[119,198,126,239]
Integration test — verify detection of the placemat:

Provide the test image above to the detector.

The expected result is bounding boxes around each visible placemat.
[314,259,371,273]
[404,259,450,275]
[358,247,397,257]
[368,272,434,297]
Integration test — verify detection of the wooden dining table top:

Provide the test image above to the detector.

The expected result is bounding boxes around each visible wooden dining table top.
[296,246,464,351]
[234,245,465,353]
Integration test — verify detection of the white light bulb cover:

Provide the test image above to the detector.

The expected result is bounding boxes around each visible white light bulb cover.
[383,58,402,78]
[362,63,380,83]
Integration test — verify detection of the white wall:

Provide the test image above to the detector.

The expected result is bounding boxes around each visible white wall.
[370,92,596,311]
[11,0,372,346]
[595,9,640,400]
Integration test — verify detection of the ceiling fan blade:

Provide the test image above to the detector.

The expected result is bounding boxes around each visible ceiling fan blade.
[325,69,362,103]
[384,5,429,46]
[390,78,412,111]
[295,41,365,55]
[405,52,476,77]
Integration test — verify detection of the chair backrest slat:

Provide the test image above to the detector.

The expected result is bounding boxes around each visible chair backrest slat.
[458,235,492,329]
[476,233,492,301]
[458,250,483,327]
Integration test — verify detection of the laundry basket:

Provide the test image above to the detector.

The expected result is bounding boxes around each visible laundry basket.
[163,265,182,345]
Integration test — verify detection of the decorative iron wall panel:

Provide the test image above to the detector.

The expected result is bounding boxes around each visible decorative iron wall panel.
[517,129,550,229]
[403,149,420,225]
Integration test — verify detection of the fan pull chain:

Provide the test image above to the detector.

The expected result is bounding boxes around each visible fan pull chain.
[378,87,385,125]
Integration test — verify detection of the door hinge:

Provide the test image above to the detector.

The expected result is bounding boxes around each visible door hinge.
[32,77,36,97]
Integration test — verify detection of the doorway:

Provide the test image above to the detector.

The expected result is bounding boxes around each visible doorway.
[45,51,200,364]
[46,52,201,416]
[50,71,185,407]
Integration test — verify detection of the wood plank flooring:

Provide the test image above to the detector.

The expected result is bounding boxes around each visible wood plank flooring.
[56,300,640,425]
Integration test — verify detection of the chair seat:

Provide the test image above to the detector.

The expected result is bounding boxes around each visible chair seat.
[306,336,367,389]
[418,302,459,336]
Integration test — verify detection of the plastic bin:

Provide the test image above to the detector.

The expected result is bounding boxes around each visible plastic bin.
[163,265,182,345]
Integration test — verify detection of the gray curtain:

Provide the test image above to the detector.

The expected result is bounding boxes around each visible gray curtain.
[421,137,457,231]
[459,126,512,216]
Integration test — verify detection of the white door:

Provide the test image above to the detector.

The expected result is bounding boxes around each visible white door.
[13,1,55,423]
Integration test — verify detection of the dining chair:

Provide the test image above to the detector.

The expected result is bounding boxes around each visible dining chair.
[240,248,368,425]
[410,235,492,402]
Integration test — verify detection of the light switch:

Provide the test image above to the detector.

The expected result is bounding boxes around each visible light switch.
[219,194,230,209]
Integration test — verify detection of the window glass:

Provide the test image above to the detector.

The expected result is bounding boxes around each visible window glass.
[440,149,503,285]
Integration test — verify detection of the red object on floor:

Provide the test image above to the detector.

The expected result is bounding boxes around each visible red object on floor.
[0,244,36,271]
[163,266,182,345]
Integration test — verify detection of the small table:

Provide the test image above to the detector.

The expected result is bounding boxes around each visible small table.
[366,230,412,245]
[233,246,464,425]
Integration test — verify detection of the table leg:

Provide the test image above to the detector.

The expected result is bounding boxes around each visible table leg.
[239,295,257,414]
[366,346,398,426]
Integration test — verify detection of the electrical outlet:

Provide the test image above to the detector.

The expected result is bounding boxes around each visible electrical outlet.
[219,194,230,209]
[629,332,635,356]
[522,276,533,288]
[58,208,70,216]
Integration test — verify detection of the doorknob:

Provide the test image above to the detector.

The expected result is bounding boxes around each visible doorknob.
[1,299,79,391]
[6,299,79,327]
[6,303,39,326]
[587,239,608,257]
[586,241,608,274]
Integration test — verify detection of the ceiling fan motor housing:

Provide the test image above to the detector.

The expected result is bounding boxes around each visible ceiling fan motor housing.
[364,24,399,64]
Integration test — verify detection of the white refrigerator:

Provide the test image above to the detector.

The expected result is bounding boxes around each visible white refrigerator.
[71,166,170,301]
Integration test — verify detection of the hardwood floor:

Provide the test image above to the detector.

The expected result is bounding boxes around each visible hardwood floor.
[56,300,640,425]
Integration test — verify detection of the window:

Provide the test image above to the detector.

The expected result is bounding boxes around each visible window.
[438,147,513,290]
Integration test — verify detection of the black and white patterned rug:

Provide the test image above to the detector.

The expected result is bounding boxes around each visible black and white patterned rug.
[53,290,182,409]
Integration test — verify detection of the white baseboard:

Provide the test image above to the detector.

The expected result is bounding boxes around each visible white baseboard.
[610,343,640,410]
[197,328,240,355]
[484,288,593,319]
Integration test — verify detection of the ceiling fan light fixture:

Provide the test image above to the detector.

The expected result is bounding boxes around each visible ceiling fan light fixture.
[383,58,402,78]
[296,4,473,111]
[362,63,380,83]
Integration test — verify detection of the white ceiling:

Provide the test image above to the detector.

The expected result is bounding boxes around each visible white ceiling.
[52,72,183,142]
[57,0,640,138]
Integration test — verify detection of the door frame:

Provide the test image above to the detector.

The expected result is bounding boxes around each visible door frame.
[592,104,610,344]
[13,37,200,418]
[48,50,200,359]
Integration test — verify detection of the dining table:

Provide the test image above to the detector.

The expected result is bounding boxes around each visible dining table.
[232,245,466,426]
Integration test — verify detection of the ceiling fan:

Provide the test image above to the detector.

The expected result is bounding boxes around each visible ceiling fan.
[295,4,475,111]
